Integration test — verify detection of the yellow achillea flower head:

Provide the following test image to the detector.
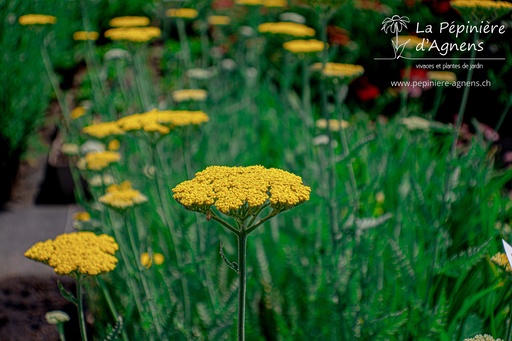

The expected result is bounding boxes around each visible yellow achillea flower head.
[491,252,512,273]
[141,252,165,268]
[105,27,161,42]
[19,14,57,25]
[236,0,264,5]
[264,0,288,7]
[84,151,121,171]
[166,8,199,19]
[173,165,311,215]
[283,39,325,53]
[312,62,364,82]
[451,1,512,21]
[73,211,91,222]
[396,35,430,49]
[257,22,316,37]
[172,89,208,102]
[463,335,503,341]
[208,16,232,26]
[117,109,209,133]
[109,16,150,27]
[73,31,99,41]
[108,139,121,151]
[99,181,148,210]
[426,71,457,83]
[70,106,87,119]
[316,118,349,131]
[82,121,125,139]
[24,232,118,276]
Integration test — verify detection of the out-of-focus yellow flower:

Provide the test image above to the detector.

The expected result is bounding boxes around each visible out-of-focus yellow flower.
[83,151,121,171]
[19,14,57,25]
[109,16,150,27]
[108,139,121,151]
[426,71,457,83]
[117,109,209,134]
[172,89,208,102]
[375,191,385,204]
[491,253,512,273]
[451,0,512,21]
[463,334,503,341]
[105,27,161,43]
[315,118,349,131]
[45,311,70,324]
[73,31,99,41]
[99,181,148,210]
[208,15,231,26]
[73,211,91,222]
[236,0,264,5]
[25,232,118,276]
[61,143,80,155]
[311,62,364,82]
[166,8,198,19]
[173,165,311,215]
[258,22,315,37]
[283,39,325,53]
[82,121,125,139]
[71,106,87,119]
[264,0,288,7]
[141,252,165,268]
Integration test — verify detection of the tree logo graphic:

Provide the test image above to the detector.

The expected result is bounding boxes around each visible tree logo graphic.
[381,15,410,59]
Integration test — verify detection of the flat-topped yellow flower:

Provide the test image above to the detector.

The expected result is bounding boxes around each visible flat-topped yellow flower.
[116,109,209,134]
[73,31,99,41]
[99,181,148,210]
[73,211,91,222]
[491,252,512,273]
[157,110,210,127]
[316,118,349,131]
[173,165,311,215]
[82,121,125,138]
[258,22,315,37]
[166,8,198,19]
[208,15,231,26]
[264,0,288,7]
[236,0,264,5]
[109,16,150,27]
[141,252,165,268]
[451,0,512,21]
[19,14,57,25]
[24,232,118,276]
[105,27,161,42]
[426,71,457,82]
[312,62,364,81]
[283,39,325,53]
[84,151,121,171]
[172,89,208,102]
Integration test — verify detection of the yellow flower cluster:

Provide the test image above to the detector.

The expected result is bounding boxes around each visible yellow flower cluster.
[82,121,125,138]
[84,151,121,171]
[73,31,99,41]
[70,106,87,119]
[258,22,315,37]
[19,14,57,25]
[236,0,264,5]
[396,35,430,49]
[172,89,208,102]
[426,71,457,82]
[463,335,503,341]
[73,211,91,222]
[451,1,512,21]
[109,16,150,27]
[236,0,287,5]
[141,252,164,268]
[24,232,118,276]
[491,252,512,272]
[208,15,231,26]
[105,27,161,42]
[99,181,148,210]
[283,39,325,53]
[312,62,364,81]
[173,165,311,214]
[316,118,349,131]
[166,8,198,19]
[117,109,209,134]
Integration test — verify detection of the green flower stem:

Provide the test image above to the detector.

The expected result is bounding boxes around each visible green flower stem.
[237,229,248,341]
[495,92,512,132]
[431,85,444,119]
[76,276,88,341]
[124,214,163,338]
[200,23,209,68]
[133,48,152,111]
[96,277,129,341]
[56,322,66,341]
[450,30,479,159]
[246,210,279,235]
[177,18,192,70]
[210,211,240,234]
[302,59,312,115]
[506,302,512,341]
[399,58,412,116]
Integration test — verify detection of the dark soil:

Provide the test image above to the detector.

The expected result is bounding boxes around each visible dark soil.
[0,276,81,341]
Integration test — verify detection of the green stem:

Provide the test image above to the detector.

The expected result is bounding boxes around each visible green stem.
[177,18,192,70]
[506,303,512,341]
[431,86,443,119]
[450,31,478,159]
[399,58,412,116]
[495,92,512,132]
[302,59,311,115]
[76,276,88,341]
[56,322,66,341]
[96,277,129,341]
[237,230,248,341]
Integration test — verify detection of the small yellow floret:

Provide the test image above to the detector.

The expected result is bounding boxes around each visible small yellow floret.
[84,151,121,171]
[258,22,315,37]
[172,89,208,102]
[109,16,150,27]
[99,181,148,210]
[73,31,99,41]
[283,39,325,54]
[166,8,198,19]
[70,106,87,119]
[82,121,125,138]
[491,253,512,273]
[19,14,57,25]
[208,16,231,26]
[105,27,161,42]
[311,62,364,81]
